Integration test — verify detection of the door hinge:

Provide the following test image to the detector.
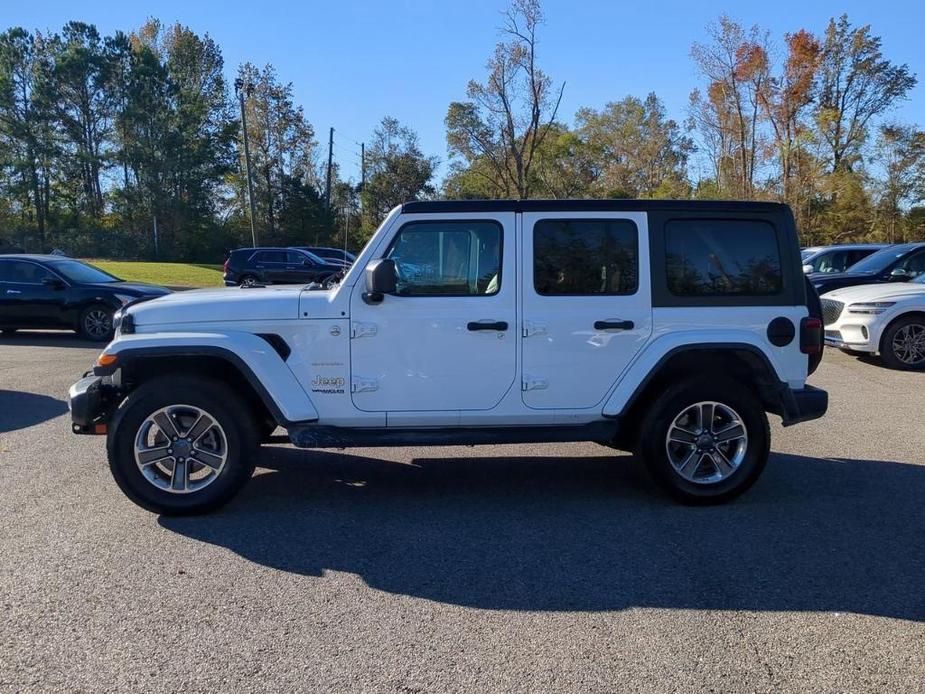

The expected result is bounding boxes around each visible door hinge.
[351,376,379,393]
[522,321,548,338]
[522,375,549,391]
[351,321,378,339]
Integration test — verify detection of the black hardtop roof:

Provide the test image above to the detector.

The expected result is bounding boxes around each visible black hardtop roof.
[401,199,791,214]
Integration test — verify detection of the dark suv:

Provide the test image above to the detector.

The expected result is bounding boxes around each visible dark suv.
[223,248,344,287]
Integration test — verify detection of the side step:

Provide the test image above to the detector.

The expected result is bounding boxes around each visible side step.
[283,421,620,449]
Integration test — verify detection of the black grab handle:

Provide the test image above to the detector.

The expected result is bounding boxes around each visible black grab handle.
[467,321,509,331]
[594,320,634,330]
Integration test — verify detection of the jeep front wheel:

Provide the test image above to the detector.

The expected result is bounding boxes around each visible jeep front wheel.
[107,377,258,514]
[637,378,769,504]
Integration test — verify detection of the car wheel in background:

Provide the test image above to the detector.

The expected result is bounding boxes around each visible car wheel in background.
[78,304,114,342]
[238,274,259,287]
[880,315,925,370]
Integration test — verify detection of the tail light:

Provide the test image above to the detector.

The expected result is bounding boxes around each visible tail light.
[800,317,823,354]
[223,259,230,274]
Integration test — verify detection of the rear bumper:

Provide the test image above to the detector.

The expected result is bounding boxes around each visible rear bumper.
[779,385,828,426]
[68,375,118,434]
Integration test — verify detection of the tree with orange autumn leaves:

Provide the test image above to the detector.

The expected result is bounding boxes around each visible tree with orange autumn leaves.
[689,14,921,244]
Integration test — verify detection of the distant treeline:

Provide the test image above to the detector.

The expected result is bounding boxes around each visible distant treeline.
[0,4,922,261]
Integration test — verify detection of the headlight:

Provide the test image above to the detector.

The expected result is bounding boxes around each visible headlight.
[847,302,896,315]
[114,293,136,306]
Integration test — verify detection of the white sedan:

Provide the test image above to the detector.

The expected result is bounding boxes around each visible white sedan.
[821,276,925,370]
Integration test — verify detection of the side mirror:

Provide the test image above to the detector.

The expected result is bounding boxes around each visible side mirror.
[42,277,65,290]
[802,264,814,274]
[363,258,397,304]
[890,268,911,282]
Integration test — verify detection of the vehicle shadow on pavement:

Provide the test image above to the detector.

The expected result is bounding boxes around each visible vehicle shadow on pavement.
[0,389,69,433]
[160,449,925,620]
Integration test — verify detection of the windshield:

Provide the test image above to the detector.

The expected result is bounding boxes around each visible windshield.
[845,244,917,274]
[293,249,326,264]
[50,259,120,284]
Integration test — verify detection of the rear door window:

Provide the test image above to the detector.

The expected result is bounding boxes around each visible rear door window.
[256,251,287,263]
[665,219,782,296]
[533,219,638,295]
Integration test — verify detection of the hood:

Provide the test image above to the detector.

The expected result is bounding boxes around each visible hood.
[128,285,303,325]
[90,280,170,296]
[821,282,925,304]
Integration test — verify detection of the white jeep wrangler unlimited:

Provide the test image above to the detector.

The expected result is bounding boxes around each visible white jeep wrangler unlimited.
[68,200,827,514]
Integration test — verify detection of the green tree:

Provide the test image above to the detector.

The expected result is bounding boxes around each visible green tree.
[45,22,113,220]
[360,116,436,228]
[0,27,53,248]
[576,93,693,198]
[446,0,564,199]
[816,15,917,173]
[233,62,319,246]
[873,124,925,242]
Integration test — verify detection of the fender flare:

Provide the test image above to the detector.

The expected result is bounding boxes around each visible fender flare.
[94,331,319,425]
[602,334,788,419]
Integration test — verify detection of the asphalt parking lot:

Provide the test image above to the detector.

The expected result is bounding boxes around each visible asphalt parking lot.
[1,333,923,693]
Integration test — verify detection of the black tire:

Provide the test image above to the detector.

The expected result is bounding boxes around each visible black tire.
[879,315,925,371]
[78,304,115,341]
[107,376,258,515]
[238,274,259,287]
[637,377,770,504]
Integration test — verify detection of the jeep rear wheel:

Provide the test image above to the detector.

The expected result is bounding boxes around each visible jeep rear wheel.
[107,376,258,514]
[637,377,769,504]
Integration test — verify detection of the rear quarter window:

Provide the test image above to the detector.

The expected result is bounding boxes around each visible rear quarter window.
[665,219,782,296]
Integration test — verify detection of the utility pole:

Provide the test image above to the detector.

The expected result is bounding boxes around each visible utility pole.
[235,77,258,247]
[360,142,366,191]
[325,127,334,210]
[153,215,159,259]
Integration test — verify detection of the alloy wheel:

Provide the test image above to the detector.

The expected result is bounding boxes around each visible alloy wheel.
[665,401,748,485]
[134,404,228,494]
[891,323,925,366]
[84,309,112,339]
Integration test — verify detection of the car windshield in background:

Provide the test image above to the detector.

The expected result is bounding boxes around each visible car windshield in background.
[845,244,919,274]
[295,250,326,265]
[50,259,120,284]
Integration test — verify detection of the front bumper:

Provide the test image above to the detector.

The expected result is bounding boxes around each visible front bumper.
[779,385,828,426]
[824,333,871,351]
[68,375,118,434]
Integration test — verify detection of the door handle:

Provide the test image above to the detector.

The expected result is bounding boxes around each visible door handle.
[6,290,21,295]
[594,320,634,330]
[467,320,508,331]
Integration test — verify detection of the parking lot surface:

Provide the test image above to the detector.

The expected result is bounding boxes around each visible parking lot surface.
[1,332,923,693]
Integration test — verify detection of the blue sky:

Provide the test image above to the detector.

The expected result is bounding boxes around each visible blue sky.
[4,0,924,182]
